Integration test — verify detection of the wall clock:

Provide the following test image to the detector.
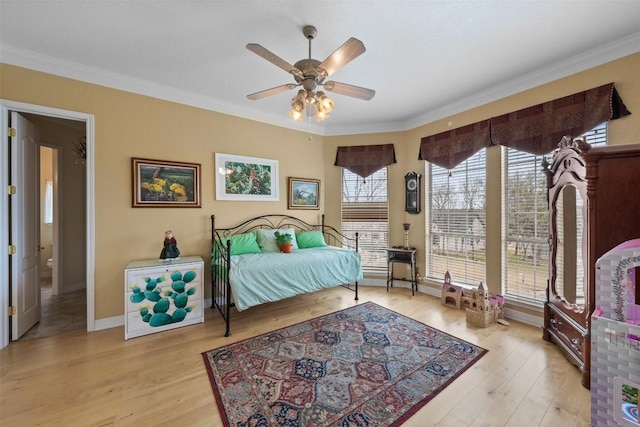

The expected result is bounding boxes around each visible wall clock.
[405,172,421,214]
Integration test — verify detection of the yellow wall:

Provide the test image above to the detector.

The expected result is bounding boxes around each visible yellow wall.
[1,64,326,319]
[2,52,639,322]
[325,52,640,301]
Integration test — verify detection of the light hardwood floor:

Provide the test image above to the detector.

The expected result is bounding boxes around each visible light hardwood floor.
[0,286,591,426]
[21,278,86,340]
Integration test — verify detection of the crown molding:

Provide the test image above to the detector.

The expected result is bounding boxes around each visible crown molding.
[402,31,640,132]
[3,32,639,136]
[0,44,328,135]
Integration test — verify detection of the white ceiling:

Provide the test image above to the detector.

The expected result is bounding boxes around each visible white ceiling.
[1,1,640,136]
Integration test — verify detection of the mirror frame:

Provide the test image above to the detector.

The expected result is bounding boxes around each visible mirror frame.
[543,136,590,314]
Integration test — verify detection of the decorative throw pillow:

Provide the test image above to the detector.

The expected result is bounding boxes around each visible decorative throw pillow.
[220,231,262,256]
[256,228,298,252]
[296,230,327,249]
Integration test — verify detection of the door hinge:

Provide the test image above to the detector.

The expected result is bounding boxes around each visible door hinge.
[8,306,17,316]
[8,185,16,195]
[7,127,16,137]
[8,245,16,255]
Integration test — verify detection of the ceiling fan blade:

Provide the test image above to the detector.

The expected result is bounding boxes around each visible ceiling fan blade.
[247,84,298,100]
[246,43,300,76]
[317,38,365,78]
[323,81,375,101]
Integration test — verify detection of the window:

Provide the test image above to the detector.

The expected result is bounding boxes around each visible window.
[501,124,607,305]
[426,149,487,285]
[44,180,53,225]
[501,149,549,304]
[341,168,388,274]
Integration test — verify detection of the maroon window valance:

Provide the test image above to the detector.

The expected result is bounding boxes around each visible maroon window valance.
[418,120,490,169]
[418,82,631,168]
[490,82,630,155]
[334,144,397,178]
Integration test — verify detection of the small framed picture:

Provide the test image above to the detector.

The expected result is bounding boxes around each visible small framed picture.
[215,153,279,201]
[288,177,320,210]
[132,158,201,208]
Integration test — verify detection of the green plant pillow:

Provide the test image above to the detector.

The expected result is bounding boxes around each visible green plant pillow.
[256,228,298,252]
[218,231,262,256]
[296,230,327,249]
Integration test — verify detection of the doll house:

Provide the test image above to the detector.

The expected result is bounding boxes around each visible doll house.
[441,271,505,327]
[441,271,481,309]
[441,271,463,308]
[591,238,640,427]
[465,282,506,328]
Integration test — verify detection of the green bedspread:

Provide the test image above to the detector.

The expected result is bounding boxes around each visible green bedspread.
[227,246,362,311]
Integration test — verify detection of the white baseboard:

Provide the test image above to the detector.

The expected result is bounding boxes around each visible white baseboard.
[363,278,386,287]
[62,282,86,294]
[363,280,543,328]
[94,315,123,331]
[420,283,441,297]
[362,278,426,289]
[503,308,543,328]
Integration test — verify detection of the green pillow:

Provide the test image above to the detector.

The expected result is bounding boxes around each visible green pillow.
[296,231,327,249]
[220,231,262,256]
[256,228,298,252]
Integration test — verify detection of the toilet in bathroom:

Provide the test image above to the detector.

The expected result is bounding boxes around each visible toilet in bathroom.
[47,258,53,269]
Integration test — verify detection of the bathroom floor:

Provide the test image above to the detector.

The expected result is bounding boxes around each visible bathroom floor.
[20,277,86,340]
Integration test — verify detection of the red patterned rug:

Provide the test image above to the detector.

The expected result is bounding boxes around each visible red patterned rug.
[202,301,487,426]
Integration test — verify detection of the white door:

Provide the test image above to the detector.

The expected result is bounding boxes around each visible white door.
[10,112,41,339]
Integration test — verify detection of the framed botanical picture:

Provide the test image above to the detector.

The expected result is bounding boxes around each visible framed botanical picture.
[288,177,320,210]
[215,153,279,201]
[132,158,201,208]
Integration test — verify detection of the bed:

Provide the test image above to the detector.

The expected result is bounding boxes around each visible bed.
[210,214,362,336]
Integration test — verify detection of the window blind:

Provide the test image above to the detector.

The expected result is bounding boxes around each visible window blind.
[341,168,388,274]
[426,149,487,285]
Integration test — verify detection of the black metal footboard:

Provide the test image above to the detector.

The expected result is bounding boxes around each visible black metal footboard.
[210,214,359,337]
[211,215,233,337]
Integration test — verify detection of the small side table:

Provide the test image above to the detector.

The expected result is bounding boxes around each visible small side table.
[386,247,417,295]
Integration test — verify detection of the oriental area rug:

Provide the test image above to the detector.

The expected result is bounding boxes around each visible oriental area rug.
[202,302,487,427]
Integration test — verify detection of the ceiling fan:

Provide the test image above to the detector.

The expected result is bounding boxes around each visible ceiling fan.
[246,25,375,122]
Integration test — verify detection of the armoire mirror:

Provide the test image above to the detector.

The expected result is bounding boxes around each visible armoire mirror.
[553,183,585,309]
[545,137,589,313]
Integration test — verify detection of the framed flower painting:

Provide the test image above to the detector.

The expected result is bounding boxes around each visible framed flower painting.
[132,158,201,208]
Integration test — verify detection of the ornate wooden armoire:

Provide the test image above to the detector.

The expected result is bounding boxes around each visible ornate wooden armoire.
[543,137,640,388]
[542,136,591,388]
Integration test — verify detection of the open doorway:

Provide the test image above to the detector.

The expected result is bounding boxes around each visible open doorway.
[0,100,95,348]
[20,125,87,340]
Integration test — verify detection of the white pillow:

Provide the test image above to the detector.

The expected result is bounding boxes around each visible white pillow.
[256,228,299,252]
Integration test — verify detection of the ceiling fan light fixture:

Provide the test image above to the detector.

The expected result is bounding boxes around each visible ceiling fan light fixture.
[247,25,374,124]
[315,110,330,122]
[305,92,316,105]
[291,97,304,112]
[316,91,334,113]
[289,109,304,122]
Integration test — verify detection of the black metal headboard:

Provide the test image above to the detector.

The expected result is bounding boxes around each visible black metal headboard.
[211,214,358,251]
